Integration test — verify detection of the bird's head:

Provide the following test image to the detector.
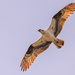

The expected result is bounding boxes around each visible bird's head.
[38,29,45,34]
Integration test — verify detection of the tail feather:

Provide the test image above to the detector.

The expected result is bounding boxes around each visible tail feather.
[53,38,64,49]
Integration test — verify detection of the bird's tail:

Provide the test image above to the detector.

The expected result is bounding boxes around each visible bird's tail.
[53,38,64,49]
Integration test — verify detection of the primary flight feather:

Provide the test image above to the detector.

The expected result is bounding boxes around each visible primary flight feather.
[20,3,75,71]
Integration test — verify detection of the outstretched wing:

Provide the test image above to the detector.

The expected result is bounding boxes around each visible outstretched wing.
[47,3,75,37]
[20,36,52,71]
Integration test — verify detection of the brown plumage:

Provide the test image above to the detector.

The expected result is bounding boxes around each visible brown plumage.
[48,3,75,37]
[20,3,75,71]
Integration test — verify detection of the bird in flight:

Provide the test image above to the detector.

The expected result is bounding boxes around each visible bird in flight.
[20,3,75,71]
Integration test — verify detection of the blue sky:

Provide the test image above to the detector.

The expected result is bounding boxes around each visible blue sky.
[0,0,75,75]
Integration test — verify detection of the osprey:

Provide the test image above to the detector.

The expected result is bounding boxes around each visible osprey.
[20,3,75,71]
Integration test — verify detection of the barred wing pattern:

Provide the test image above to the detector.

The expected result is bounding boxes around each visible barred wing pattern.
[20,3,75,72]
[48,3,75,37]
[20,36,51,71]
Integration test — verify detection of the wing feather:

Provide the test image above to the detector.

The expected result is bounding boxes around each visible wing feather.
[20,3,75,72]
[47,3,75,37]
[20,36,52,71]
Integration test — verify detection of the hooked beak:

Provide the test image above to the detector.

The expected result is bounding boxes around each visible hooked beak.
[38,29,40,32]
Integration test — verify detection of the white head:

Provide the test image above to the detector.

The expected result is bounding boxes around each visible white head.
[38,29,45,34]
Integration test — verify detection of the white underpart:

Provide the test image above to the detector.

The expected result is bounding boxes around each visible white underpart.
[42,30,56,42]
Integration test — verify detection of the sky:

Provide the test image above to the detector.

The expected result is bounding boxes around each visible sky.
[0,0,75,75]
